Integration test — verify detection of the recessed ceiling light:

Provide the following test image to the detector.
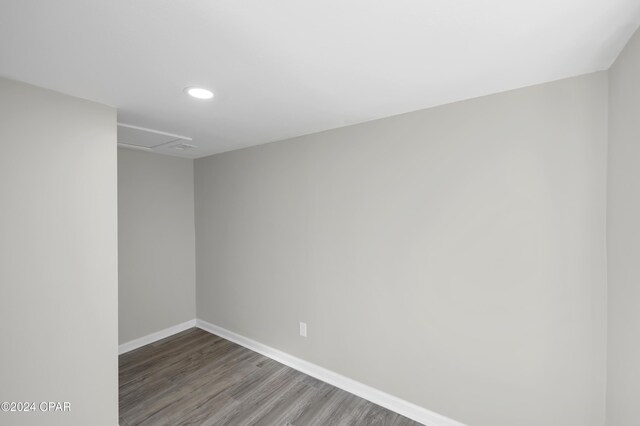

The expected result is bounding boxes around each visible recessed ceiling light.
[185,87,214,100]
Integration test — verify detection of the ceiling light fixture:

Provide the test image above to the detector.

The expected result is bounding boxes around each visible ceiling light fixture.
[185,87,214,100]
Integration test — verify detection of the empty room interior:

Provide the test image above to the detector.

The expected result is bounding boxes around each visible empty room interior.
[2,1,640,426]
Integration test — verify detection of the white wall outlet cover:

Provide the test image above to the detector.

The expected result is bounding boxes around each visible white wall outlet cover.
[299,322,307,337]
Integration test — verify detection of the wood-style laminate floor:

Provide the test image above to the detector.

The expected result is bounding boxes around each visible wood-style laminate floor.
[119,328,422,426]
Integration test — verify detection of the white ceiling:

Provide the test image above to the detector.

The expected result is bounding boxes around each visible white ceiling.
[1,0,639,158]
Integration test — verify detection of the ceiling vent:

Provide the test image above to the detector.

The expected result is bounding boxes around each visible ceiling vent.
[117,123,195,153]
[170,143,197,151]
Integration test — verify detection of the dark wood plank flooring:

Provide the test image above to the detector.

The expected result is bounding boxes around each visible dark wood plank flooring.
[119,328,422,426]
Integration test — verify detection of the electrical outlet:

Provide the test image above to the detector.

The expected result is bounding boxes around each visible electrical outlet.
[299,322,307,337]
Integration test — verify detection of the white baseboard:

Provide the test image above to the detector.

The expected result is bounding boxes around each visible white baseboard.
[195,318,466,426]
[118,319,197,355]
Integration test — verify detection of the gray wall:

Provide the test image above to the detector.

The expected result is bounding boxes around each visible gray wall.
[607,27,640,426]
[195,73,608,426]
[0,78,118,425]
[118,148,196,344]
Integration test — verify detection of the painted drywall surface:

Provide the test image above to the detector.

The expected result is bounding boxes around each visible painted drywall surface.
[118,148,196,344]
[606,27,640,426]
[195,73,608,426]
[0,78,117,425]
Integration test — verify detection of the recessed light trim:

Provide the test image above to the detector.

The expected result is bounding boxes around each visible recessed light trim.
[185,87,214,100]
